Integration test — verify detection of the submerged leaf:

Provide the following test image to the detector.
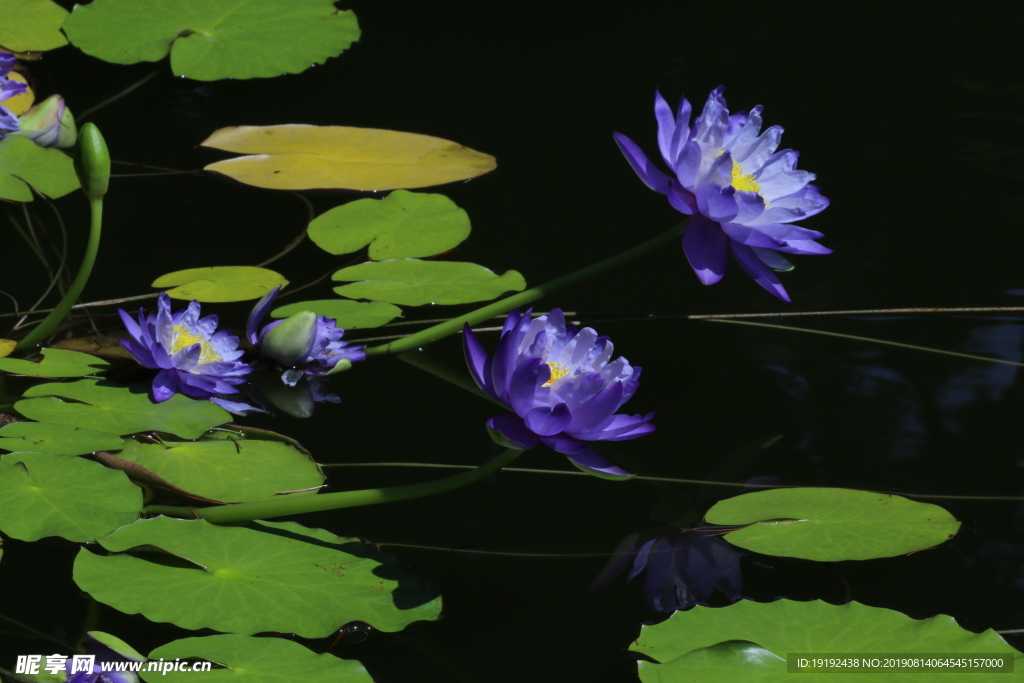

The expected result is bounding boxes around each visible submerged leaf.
[0,347,109,377]
[74,517,442,637]
[17,380,230,439]
[0,135,80,201]
[62,0,359,81]
[308,190,472,259]
[333,259,526,306]
[114,437,324,503]
[152,266,289,302]
[271,299,402,329]
[705,487,960,561]
[632,599,1022,681]
[145,635,373,683]
[0,452,141,542]
[0,0,69,52]
[202,125,496,191]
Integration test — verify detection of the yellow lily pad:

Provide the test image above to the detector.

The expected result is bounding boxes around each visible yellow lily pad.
[152,267,289,302]
[201,125,497,192]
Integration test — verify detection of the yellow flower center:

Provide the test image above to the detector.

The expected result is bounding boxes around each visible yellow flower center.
[730,161,761,193]
[542,361,569,387]
[169,324,222,364]
[716,150,762,194]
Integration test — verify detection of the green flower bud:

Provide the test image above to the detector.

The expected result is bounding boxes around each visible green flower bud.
[261,311,317,367]
[14,95,77,149]
[73,122,110,197]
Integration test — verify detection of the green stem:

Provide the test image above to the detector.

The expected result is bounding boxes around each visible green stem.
[144,447,525,523]
[706,318,1024,369]
[15,196,103,352]
[362,219,689,357]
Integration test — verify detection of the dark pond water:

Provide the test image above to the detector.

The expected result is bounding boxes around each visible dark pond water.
[3,3,1024,681]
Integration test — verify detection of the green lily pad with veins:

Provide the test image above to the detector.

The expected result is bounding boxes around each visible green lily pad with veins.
[62,0,360,81]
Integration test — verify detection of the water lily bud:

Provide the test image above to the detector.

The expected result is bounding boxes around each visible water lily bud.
[260,311,317,368]
[15,94,77,148]
[73,122,110,197]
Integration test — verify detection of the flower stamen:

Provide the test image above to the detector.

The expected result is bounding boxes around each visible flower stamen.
[170,324,222,363]
[730,161,761,193]
[542,361,570,387]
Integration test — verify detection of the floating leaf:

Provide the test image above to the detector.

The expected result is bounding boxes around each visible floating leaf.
[0,422,123,456]
[0,348,109,377]
[271,299,402,329]
[705,487,960,561]
[0,0,68,52]
[114,437,323,503]
[144,635,373,683]
[152,266,289,303]
[0,340,16,358]
[74,517,442,637]
[309,190,471,260]
[17,380,230,439]
[202,125,496,191]
[333,260,526,306]
[0,134,80,201]
[62,0,359,81]
[0,452,140,542]
[632,599,1022,682]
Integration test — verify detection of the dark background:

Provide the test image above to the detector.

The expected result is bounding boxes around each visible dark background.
[3,3,1024,681]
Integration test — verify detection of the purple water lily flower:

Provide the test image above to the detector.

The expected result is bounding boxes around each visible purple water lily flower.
[247,286,366,386]
[591,527,744,613]
[119,292,251,403]
[463,308,654,478]
[66,631,146,683]
[0,52,28,135]
[615,86,830,302]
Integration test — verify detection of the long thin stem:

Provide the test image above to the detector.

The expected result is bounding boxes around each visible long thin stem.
[705,318,1024,369]
[689,306,1024,319]
[256,192,314,268]
[362,220,689,357]
[15,196,103,352]
[322,462,1024,501]
[77,68,161,121]
[143,447,525,523]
